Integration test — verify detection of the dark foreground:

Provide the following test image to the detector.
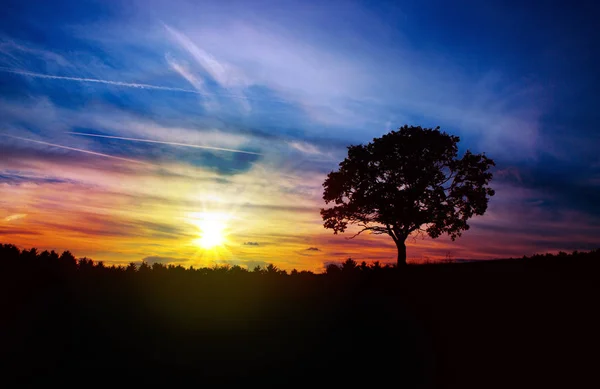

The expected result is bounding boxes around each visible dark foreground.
[1,245,599,388]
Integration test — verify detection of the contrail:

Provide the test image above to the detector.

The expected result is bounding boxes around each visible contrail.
[67,132,263,155]
[4,134,153,166]
[0,67,203,94]
[0,67,288,103]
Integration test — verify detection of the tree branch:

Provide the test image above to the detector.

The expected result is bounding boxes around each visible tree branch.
[346,225,389,240]
[386,224,398,243]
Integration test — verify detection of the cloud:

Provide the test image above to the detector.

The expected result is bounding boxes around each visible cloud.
[0,172,72,185]
[3,2,549,158]
[288,141,322,155]
[0,97,267,176]
[67,131,262,155]
[240,203,317,214]
[0,39,71,67]
[3,213,27,222]
[142,255,190,265]
[158,11,542,157]
[27,212,195,242]
[0,227,41,236]
[165,54,206,92]
[164,23,253,112]
[164,24,250,89]
[306,247,320,251]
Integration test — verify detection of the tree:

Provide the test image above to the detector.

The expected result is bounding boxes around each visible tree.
[126,262,137,273]
[325,263,341,276]
[341,258,359,274]
[321,125,495,267]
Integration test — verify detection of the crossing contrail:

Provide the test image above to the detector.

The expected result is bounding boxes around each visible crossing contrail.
[3,134,153,166]
[67,132,263,155]
[0,67,203,94]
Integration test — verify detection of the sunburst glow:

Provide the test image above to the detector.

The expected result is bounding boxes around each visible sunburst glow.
[191,212,229,249]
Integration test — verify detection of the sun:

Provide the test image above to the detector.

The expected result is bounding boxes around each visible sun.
[191,212,229,249]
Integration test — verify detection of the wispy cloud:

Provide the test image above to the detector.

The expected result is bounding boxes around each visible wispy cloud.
[287,141,322,155]
[3,213,27,222]
[165,54,205,91]
[0,39,70,67]
[164,24,249,89]
[0,97,263,154]
[164,24,252,111]
[67,132,263,155]
[152,11,544,156]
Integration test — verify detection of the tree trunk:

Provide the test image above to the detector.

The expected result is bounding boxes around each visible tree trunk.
[396,240,407,267]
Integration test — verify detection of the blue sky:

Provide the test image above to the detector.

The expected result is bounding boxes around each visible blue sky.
[0,0,599,269]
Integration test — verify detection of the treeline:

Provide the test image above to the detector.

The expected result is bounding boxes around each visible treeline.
[0,242,400,276]
[2,242,599,277]
[2,242,600,387]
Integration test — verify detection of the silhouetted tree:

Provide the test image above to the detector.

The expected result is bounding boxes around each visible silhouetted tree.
[78,257,94,271]
[213,264,230,274]
[265,263,287,275]
[1,244,20,267]
[371,261,383,273]
[138,261,151,274]
[321,125,495,266]
[152,262,167,273]
[359,261,369,273]
[341,258,358,274]
[126,262,137,273]
[59,250,76,267]
[229,265,248,275]
[21,247,38,265]
[325,263,341,276]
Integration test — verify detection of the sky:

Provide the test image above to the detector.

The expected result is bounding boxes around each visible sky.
[1,0,599,271]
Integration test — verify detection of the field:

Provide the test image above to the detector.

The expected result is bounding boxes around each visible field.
[1,244,599,388]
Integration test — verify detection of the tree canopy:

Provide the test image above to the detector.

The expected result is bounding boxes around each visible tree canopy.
[321,125,495,266]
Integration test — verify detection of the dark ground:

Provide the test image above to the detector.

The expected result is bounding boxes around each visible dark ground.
[1,245,599,388]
